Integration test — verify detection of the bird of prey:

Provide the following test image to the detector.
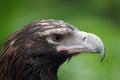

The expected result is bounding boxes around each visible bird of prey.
[0,19,105,80]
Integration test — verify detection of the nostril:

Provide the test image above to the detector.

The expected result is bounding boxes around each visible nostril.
[83,36,86,41]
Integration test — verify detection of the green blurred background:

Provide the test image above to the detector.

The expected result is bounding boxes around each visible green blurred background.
[0,0,120,80]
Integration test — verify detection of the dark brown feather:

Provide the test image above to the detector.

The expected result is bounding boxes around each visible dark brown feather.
[0,19,73,80]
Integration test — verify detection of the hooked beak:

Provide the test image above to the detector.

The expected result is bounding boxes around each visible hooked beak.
[57,30,105,62]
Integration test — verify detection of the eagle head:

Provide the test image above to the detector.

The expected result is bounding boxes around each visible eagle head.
[0,19,105,80]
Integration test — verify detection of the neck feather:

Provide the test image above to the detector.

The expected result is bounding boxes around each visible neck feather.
[0,54,68,80]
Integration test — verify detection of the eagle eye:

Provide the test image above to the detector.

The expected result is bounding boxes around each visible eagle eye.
[53,34,63,42]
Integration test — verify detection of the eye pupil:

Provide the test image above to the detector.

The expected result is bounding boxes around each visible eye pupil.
[53,34,63,42]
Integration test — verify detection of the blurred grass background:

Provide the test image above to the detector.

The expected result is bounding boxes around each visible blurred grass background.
[0,0,120,80]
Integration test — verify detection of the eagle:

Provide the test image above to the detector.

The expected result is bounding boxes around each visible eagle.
[0,19,105,80]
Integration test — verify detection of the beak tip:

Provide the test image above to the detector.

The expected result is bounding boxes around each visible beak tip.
[100,51,105,62]
[101,58,104,62]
